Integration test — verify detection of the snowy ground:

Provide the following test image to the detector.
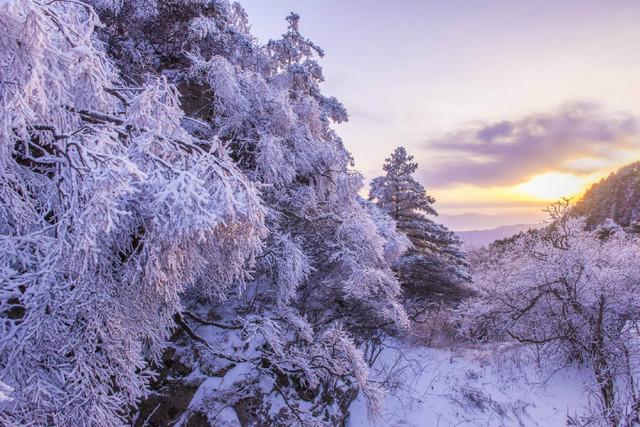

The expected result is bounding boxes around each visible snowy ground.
[348,344,592,427]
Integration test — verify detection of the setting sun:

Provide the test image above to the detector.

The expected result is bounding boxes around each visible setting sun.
[516,172,587,201]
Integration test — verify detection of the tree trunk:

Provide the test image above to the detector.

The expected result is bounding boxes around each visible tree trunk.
[592,295,618,427]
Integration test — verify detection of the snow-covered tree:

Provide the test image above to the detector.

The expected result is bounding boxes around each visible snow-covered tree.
[0,2,266,425]
[461,204,640,426]
[1,1,409,425]
[369,147,470,317]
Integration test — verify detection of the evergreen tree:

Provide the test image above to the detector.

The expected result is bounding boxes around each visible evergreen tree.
[0,1,409,424]
[369,147,470,316]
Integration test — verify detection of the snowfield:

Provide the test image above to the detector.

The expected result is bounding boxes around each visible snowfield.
[348,344,591,427]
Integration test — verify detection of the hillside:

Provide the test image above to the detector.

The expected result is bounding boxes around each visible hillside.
[572,161,640,229]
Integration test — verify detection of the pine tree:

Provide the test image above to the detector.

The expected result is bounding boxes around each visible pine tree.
[369,147,470,315]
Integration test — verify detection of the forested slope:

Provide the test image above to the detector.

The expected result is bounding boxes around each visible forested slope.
[572,161,640,229]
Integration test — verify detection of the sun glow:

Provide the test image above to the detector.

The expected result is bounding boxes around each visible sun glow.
[516,172,587,201]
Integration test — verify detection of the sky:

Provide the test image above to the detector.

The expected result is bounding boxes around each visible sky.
[241,0,640,230]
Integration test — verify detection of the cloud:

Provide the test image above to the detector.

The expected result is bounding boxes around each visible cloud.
[476,121,514,142]
[420,102,640,187]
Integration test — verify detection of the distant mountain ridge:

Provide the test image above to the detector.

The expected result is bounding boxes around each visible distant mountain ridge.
[572,161,640,229]
[440,212,546,231]
[457,223,539,249]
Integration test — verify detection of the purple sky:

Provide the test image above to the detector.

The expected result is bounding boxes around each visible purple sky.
[241,0,640,230]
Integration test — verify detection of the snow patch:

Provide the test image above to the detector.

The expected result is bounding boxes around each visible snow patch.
[348,345,590,427]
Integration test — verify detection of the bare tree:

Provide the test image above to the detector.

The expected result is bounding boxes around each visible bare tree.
[461,209,640,426]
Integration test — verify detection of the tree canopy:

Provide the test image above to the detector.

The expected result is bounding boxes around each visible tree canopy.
[369,147,469,314]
